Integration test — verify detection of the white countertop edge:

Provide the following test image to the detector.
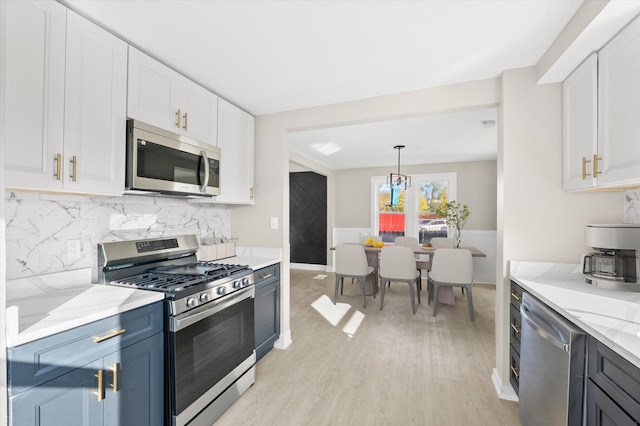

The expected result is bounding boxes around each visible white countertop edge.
[227,255,281,270]
[6,292,164,348]
[510,260,640,369]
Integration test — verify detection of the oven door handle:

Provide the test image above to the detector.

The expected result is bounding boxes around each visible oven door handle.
[171,286,254,332]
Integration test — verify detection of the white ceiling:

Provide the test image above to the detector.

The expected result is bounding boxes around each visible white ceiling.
[62,0,588,169]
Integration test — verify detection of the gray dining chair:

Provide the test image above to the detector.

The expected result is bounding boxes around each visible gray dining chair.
[430,237,455,248]
[334,244,375,308]
[395,236,429,289]
[427,248,475,321]
[379,245,421,314]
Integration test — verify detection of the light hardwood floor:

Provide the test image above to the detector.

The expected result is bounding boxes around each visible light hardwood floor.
[216,269,520,425]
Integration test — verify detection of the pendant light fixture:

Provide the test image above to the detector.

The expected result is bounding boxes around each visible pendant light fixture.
[388,144,411,190]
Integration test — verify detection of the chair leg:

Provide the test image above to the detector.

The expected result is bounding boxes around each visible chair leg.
[334,275,340,304]
[340,277,344,295]
[408,281,416,314]
[432,284,440,317]
[359,277,366,309]
[466,286,474,321]
[416,278,421,305]
[379,279,386,310]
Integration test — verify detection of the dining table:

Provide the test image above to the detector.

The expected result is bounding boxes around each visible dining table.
[331,243,487,305]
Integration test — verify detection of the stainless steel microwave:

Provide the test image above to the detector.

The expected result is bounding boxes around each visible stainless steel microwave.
[126,120,220,197]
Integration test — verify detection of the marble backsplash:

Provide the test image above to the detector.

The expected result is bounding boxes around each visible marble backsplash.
[625,190,640,223]
[5,191,230,279]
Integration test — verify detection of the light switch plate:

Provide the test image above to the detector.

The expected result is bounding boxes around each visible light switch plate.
[270,217,278,230]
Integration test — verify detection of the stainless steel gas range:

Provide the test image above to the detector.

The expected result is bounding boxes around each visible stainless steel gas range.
[97,235,255,426]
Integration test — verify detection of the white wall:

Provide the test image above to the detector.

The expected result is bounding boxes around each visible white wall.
[1,0,8,420]
[494,66,624,399]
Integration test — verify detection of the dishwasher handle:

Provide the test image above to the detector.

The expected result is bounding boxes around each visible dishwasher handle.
[520,299,569,353]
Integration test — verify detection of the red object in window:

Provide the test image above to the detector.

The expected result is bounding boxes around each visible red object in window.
[379,214,405,232]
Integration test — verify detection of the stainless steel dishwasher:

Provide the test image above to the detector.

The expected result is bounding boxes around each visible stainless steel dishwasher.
[518,293,586,426]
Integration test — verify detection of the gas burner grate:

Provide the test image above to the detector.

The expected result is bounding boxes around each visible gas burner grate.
[197,262,249,279]
[112,272,208,293]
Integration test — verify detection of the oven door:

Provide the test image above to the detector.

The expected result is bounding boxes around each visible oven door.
[168,286,255,424]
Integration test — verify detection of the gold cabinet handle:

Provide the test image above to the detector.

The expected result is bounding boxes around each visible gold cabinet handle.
[95,369,104,401]
[54,153,62,181]
[510,365,519,379]
[110,363,120,393]
[176,109,181,128]
[70,155,77,182]
[183,112,188,130]
[582,156,591,180]
[93,328,126,343]
[510,292,521,302]
[260,273,273,280]
[510,322,521,334]
[593,154,602,176]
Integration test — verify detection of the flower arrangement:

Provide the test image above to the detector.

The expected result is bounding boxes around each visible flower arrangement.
[435,201,470,248]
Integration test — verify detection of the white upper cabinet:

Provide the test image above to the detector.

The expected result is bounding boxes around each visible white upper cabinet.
[563,15,640,191]
[597,15,640,188]
[3,0,127,195]
[214,99,255,204]
[563,54,598,191]
[3,0,66,191]
[127,47,218,145]
[63,10,127,195]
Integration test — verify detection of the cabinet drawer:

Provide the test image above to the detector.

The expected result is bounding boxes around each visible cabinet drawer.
[254,263,280,288]
[509,344,520,396]
[587,380,638,426]
[8,302,163,395]
[587,336,640,422]
[510,281,524,311]
[509,304,522,352]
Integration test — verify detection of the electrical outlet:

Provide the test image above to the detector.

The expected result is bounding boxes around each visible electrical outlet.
[67,240,82,259]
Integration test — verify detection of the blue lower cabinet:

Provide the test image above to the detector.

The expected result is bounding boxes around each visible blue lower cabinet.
[254,264,280,361]
[8,303,164,426]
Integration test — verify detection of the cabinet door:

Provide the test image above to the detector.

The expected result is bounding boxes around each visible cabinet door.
[586,380,638,426]
[563,54,598,191]
[10,359,104,426]
[103,334,164,426]
[180,81,218,145]
[127,46,181,133]
[255,272,280,361]
[63,11,127,195]
[3,0,66,191]
[216,98,255,204]
[598,15,640,187]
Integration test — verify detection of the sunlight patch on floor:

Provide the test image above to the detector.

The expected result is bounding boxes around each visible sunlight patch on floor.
[342,310,365,338]
[311,294,350,326]
[313,274,328,280]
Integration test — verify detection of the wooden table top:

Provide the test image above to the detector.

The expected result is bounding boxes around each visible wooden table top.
[332,244,486,257]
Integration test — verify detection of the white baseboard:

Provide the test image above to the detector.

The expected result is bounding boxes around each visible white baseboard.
[290,263,327,271]
[491,368,518,401]
[274,330,292,350]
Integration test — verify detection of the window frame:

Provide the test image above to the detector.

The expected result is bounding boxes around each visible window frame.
[371,172,457,239]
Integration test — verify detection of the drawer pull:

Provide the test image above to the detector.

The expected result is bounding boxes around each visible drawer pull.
[54,153,62,180]
[110,363,120,393]
[183,112,188,130]
[176,109,181,128]
[95,369,104,401]
[510,365,519,379]
[93,328,126,343]
[70,155,77,182]
[510,322,521,334]
[260,273,273,280]
[510,292,521,302]
[593,154,602,177]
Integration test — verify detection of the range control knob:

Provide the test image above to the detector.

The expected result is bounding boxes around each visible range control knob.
[233,281,241,289]
[217,287,226,295]
[242,278,250,286]
[199,293,210,303]
[186,297,197,308]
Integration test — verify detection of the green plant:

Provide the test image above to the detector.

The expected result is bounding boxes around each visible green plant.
[436,201,471,247]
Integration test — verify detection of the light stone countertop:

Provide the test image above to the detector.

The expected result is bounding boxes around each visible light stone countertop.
[6,268,164,348]
[510,261,640,369]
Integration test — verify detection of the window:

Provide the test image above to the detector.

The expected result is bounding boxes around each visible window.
[372,173,456,243]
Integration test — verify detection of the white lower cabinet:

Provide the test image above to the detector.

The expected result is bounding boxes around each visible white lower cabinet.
[2,0,127,195]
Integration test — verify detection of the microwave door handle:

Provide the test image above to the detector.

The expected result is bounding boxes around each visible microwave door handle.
[199,150,209,193]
